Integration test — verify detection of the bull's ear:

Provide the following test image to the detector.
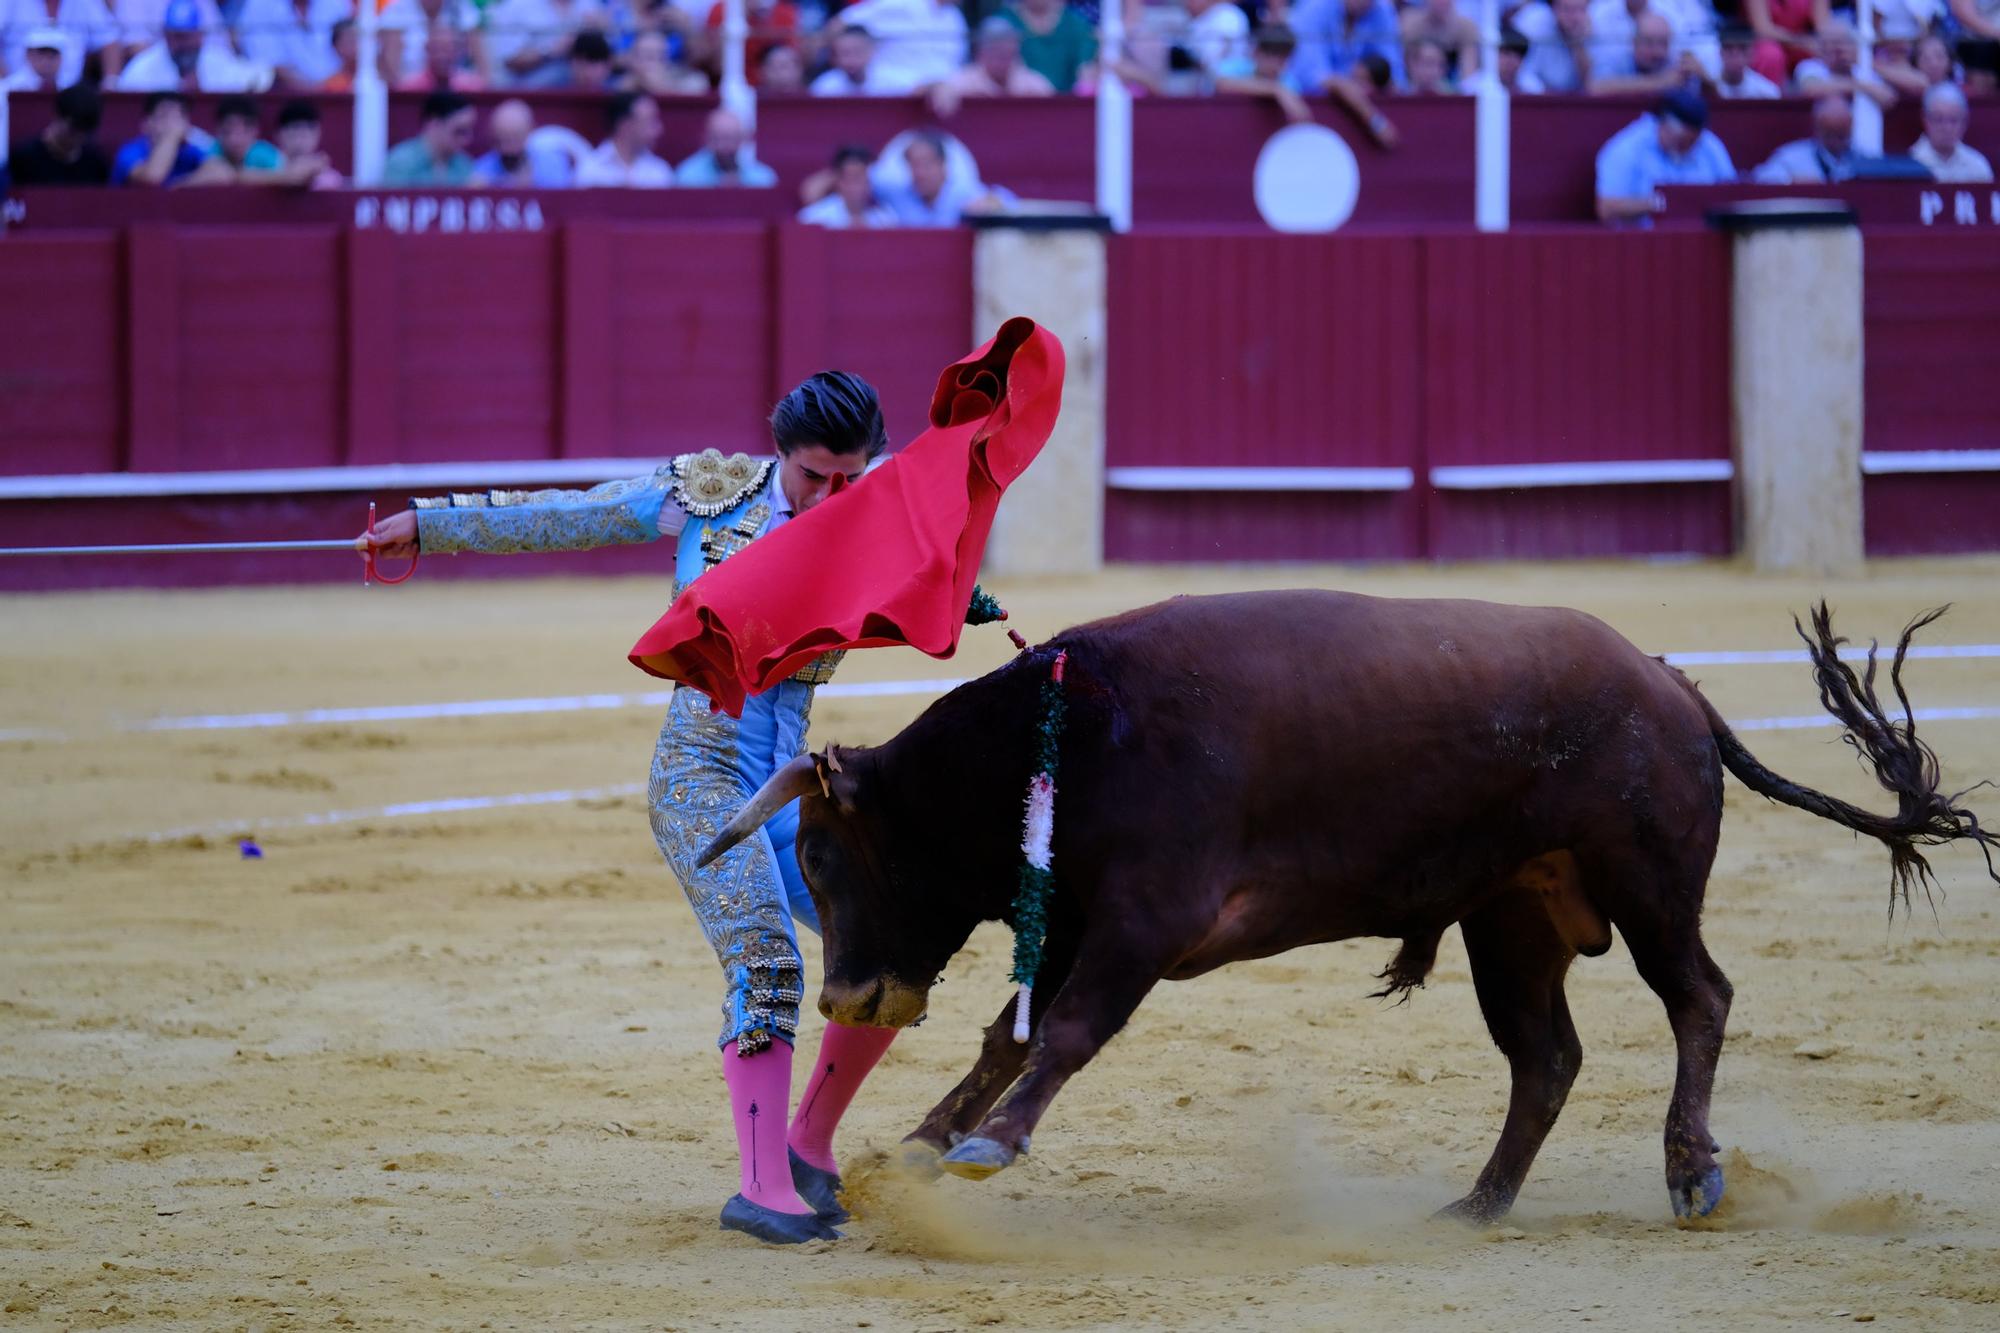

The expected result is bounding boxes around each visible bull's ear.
[821,744,864,815]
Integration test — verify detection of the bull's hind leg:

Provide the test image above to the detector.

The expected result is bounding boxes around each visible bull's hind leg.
[1438,890,1583,1225]
[1625,925,1733,1219]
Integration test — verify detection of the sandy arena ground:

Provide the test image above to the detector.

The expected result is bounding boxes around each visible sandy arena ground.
[4,559,2000,1332]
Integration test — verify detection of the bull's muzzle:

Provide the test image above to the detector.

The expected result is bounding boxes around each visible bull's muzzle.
[819,976,930,1029]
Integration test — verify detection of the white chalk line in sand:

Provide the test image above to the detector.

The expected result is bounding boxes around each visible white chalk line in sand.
[135,703,2000,843]
[63,643,2000,740]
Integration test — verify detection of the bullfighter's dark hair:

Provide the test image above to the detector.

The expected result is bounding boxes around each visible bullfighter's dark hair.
[770,372,888,460]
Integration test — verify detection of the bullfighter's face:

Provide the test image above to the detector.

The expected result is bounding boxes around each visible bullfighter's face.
[795,751,980,1030]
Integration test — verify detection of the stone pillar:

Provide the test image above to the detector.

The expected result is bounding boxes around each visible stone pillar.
[971,216,1108,577]
[1719,202,1865,576]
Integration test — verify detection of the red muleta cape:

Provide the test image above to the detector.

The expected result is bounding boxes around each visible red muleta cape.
[628,317,1065,716]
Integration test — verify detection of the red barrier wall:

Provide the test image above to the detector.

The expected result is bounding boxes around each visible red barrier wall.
[1105,229,1732,562]
[1861,230,2000,556]
[11,91,1999,228]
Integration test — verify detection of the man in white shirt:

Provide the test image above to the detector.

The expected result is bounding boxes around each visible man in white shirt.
[575,90,675,186]
[810,24,901,93]
[1794,19,1895,107]
[1910,81,1995,181]
[1714,25,1778,96]
[1182,0,1250,73]
[480,0,605,83]
[797,145,895,227]
[378,0,482,80]
[0,25,62,88]
[1,0,118,87]
[830,0,964,92]
[234,0,349,88]
[117,0,264,89]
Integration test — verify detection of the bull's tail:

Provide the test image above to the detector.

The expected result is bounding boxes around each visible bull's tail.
[1677,601,2000,916]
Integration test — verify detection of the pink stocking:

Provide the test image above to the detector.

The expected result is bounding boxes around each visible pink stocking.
[721,1041,812,1213]
[788,1023,898,1174]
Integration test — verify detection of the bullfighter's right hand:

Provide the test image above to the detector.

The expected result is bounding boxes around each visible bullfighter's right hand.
[356,508,419,562]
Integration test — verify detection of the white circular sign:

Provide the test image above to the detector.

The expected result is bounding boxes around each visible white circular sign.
[1253,124,1361,233]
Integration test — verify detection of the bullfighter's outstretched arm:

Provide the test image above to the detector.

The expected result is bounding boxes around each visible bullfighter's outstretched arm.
[411,468,689,556]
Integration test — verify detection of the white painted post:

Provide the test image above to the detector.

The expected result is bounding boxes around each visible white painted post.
[1473,0,1509,230]
[720,0,754,125]
[1095,0,1132,231]
[1852,2,1883,155]
[353,0,387,185]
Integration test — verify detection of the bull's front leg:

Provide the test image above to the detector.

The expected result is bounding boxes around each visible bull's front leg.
[897,938,1077,1178]
[937,939,1166,1181]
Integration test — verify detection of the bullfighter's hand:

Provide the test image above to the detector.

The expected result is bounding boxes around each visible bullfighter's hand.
[356,509,420,562]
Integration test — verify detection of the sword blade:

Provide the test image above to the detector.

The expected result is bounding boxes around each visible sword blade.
[0,539,361,557]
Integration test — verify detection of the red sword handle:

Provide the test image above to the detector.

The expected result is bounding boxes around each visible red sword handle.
[362,501,420,586]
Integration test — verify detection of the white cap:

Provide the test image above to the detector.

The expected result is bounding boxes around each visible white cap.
[24,25,70,53]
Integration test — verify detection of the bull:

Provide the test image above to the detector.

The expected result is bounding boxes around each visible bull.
[698,591,1998,1222]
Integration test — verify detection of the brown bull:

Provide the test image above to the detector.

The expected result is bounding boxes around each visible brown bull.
[700,591,1998,1222]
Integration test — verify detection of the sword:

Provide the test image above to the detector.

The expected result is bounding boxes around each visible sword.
[0,503,419,584]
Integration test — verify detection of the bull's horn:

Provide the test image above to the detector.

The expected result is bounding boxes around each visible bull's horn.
[695,753,823,868]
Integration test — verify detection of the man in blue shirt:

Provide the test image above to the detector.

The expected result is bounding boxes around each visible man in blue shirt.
[1287,0,1406,92]
[873,129,1013,225]
[675,108,778,188]
[112,91,216,186]
[1595,88,1735,224]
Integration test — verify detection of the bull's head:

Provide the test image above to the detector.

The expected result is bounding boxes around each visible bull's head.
[695,744,993,1030]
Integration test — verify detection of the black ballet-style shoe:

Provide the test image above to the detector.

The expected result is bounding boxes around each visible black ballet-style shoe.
[719,1193,841,1245]
[789,1148,850,1225]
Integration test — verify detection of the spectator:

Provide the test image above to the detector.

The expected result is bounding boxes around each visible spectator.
[1177,0,1251,74]
[546,27,615,88]
[811,24,896,93]
[399,16,486,88]
[115,0,221,57]
[1586,0,1715,70]
[320,16,357,87]
[1289,0,1405,91]
[1740,0,1823,87]
[576,90,674,185]
[380,0,484,82]
[1211,22,1313,121]
[797,143,895,226]
[382,88,477,184]
[1911,31,1958,86]
[874,127,1010,225]
[0,25,63,89]
[676,106,777,185]
[1752,93,1864,181]
[1003,0,1094,92]
[830,0,966,92]
[1910,80,1993,179]
[118,0,264,89]
[235,0,347,89]
[1590,11,1702,93]
[755,36,802,90]
[273,97,343,186]
[1594,87,1733,223]
[930,16,1054,111]
[701,0,797,85]
[112,89,215,184]
[481,0,607,85]
[1495,24,1542,92]
[1950,0,2000,95]
[471,96,575,184]
[209,94,283,172]
[1403,35,1456,90]
[1515,0,1592,92]
[1795,19,1894,107]
[1714,24,1779,96]
[1399,0,1478,83]
[622,27,706,92]
[1,0,119,89]
[6,82,112,183]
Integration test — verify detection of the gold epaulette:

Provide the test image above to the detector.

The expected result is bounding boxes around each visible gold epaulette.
[672,450,773,518]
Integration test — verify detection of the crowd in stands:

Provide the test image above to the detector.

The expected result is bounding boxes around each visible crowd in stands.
[3,0,1994,212]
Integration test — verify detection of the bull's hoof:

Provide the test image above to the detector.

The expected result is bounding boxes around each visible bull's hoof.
[939,1136,1014,1180]
[1669,1164,1727,1220]
[890,1138,945,1182]
[1431,1192,1510,1227]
